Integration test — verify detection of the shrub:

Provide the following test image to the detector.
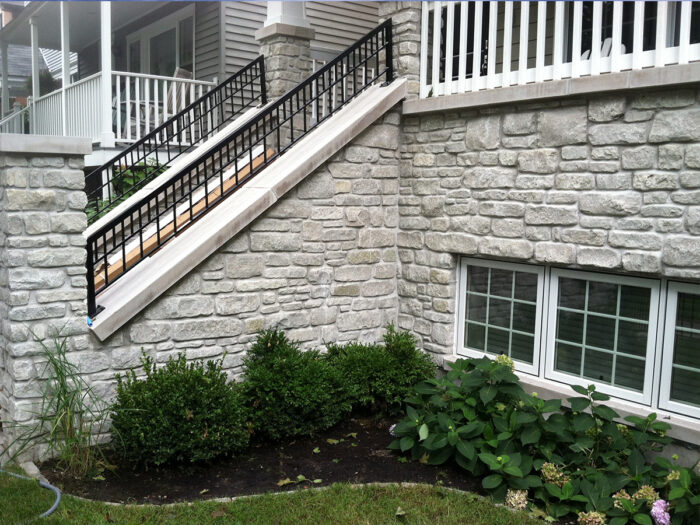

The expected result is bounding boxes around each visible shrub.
[111,354,249,468]
[239,329,351,441]
[325,324,436,413]
[389,356,700,524]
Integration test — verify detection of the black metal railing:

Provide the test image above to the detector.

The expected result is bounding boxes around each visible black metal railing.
[85,56,266,223]
[86,20,393,317]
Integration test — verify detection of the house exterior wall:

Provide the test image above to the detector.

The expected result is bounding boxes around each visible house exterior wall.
[194,1,221,81]
[397,89,700,356]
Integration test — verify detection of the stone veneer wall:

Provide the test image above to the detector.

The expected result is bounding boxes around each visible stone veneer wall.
[85,112,401,394]
[0,139,90,454]
[397,89,700,357]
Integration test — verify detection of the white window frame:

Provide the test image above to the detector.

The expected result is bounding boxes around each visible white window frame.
[659,281,700,420]
[457,258,545,376]
[126,4,195,75]
[544,268,661,406]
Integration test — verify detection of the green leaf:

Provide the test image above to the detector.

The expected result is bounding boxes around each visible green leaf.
[591,391,610,401]
[456,440,475,460]
[541,399,562,413]
[413,381,438,395]
[570,385,589,396]
[480,385,497,405]
[406,406,420,423]
[568,397,590,412]
[312,447,320,454]
[418,423,429,441]
[326,438,339,445]
[633,514,652,525]
[668,487,687,500]
[521,425,541,445]
[679,468,691,489]
[592,404,619,421]
[503,465,523,478]
[609,518,628,525]
[482,474,503,489]
[400,436,415,452]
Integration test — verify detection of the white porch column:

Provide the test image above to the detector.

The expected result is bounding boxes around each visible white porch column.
[60,2,70,135]
[264,1,312,28]
[100,1,115,147]
[29,17,39,131]
[1,41,9,116]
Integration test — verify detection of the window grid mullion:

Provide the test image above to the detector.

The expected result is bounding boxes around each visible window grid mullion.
[611,285,622,386]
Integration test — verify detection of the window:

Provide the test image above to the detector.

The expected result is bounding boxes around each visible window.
[457,259,700,419]
[660,283,700,419]
[126,6,194,76]
[457,259,544,375]
[545,270,660,405]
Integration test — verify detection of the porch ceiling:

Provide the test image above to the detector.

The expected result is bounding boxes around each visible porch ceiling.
[0,1,169,52]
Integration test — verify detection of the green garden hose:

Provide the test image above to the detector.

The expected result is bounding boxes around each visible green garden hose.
[0,468,61,519]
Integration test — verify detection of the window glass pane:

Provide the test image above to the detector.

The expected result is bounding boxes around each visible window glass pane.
[620,286,651,321]
[615,356,645,391]
[676,292,700,330]
[555,342,581,375]
[670,368,700,407]
[585,314,615,350]
[179,16,193,72]
[150,28,176,76]
[488,297,511,328]
[515,272,538,302]
[466,322,485,351]
[557,310,584,344]
[583,348,613,384]
[489,269,513,298]
[669,292,700,406]
[554,274,652,392]
[559,277,586,310]
[588,281,617,315]
[128,41,141,73]
[463,264,539,365]
[468,265,488,293]
[466,294,487,323]
[617,321,648,357]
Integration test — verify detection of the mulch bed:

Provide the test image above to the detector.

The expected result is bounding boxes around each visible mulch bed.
[41,417,481,505]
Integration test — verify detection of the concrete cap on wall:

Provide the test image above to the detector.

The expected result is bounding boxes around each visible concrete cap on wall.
[0,133,92,156]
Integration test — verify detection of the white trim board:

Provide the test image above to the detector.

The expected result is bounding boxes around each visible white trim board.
[89,78,407,340]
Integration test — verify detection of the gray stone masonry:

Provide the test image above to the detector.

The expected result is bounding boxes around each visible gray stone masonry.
[379,2,421,99]
[256,24,314,100]
[0,145,89,456]
[399,89,700,357]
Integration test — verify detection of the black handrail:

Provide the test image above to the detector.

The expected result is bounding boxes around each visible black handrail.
[85,56,267,223]
[86,20,393,318]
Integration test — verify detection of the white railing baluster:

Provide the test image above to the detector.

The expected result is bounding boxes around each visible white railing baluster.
[535,1,547,83]
[445,2,455,95]
[611,1,623,72]
[126,76,132,141]
[633,1,645,70]
[458,1,468,93]
[679,0,692,65]
[572,1,583,78]
[519,1,530,85]
[553,1,565,80]
[472,1,483,91]
[116,75,122,140]
[420,3,430,97]
[154,79,159,128]
[591,1,603,75]
[431,1,442,95]
[487,1,498,88]
[135,76,141,140]
[656,1,668,67]
[145,77,150,135]
[503,1,513,86]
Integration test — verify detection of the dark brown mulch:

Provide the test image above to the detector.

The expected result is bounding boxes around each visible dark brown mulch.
[41,417,481,505]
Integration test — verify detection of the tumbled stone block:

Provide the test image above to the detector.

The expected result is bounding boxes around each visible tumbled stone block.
[518,149,559,174]
[539,106,587,146]
[464,115,500,150]
[579,193,642,216]
[649,109,700,142]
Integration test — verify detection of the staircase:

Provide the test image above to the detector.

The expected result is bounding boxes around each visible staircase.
[85,20,404,339]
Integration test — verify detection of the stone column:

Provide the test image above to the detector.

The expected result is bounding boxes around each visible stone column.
[255,2,315,100]
[0,134,91,461]
[378,2,422,100]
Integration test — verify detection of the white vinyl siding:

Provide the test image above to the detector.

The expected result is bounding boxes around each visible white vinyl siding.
[221,1,266,77]
[306,2,379,54]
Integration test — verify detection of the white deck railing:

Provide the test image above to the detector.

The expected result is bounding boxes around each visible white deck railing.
[1,71,216,144]
[420,1,700,99]
[112,71,216,143]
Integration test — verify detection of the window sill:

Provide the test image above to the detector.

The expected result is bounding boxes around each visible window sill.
[440,354,700,447]
[404,62,700,116]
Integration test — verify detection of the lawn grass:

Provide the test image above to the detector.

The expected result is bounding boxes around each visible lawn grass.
[1,471,539,525]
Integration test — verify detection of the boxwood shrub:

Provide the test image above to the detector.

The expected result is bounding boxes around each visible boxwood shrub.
[325,324,436,413]
[239,328,351,441]
[111,354,249,468]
